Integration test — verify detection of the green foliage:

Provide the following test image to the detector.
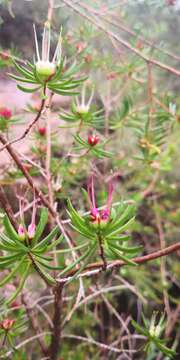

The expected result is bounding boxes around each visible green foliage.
[0,209,62,303]
[0,1,179,358]
[65,199,142,277]
[9,59,86,95]
[60,100,104,129]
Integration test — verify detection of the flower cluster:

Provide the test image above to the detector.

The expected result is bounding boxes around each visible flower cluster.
[17,198,37,241]
[88,176,113,225]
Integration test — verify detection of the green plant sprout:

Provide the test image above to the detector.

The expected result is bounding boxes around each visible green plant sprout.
[132,312,176,358]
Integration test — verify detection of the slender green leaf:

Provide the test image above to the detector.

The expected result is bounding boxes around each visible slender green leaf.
[0,256,26,287]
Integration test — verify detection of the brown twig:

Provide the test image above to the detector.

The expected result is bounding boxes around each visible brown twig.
[0,185,18,231]
[57,242,180,282]
[49,283,64,360]
[154,203,171,317]
[0,87,46,153]
[61,0,180,77]
[101,14,180,62]
[0,133,56,217]
[45,92,54,209]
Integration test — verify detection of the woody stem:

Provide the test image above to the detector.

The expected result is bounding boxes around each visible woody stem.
[97,233,107,271]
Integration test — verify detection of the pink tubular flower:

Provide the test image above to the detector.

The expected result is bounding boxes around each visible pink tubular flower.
[0,108,12,119]
[88,176,100,223]
[27,194,36,240]
[17,193,36,241]
[18,224,26,240]
[88,134,99,146]
[28,223,36,239]
[88,176,113,224]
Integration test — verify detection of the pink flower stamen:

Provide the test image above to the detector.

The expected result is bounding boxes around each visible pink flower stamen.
[28,191,36,239]
[88,176,100,221]
[87,177,114,223]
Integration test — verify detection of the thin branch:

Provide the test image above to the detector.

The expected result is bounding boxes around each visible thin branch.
[57,242,180,282]
[0,133,56,217]
[61,0,180,77]
[100,13,180,62]
[154,203,171,318]
[61,334,137,354]
[45,92,54,209]
[0,89,46,153]
[0,185,18,231]
[49,283,64,360]
[0,332,52,358]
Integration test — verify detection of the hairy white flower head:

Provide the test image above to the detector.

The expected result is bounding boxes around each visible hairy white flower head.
[33,21,62,78]
[75,83,94,115]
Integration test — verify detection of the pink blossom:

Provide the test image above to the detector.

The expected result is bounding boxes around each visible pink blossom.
[28,223,36,239]
[0,108,12,119]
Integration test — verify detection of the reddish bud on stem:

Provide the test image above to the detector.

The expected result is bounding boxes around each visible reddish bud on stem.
[38,127,46,136]
[0,108,12,119]
[1,319,15,330]
[88,134,99,146]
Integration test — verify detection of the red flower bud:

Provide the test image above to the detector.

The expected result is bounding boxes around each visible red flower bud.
[0,108,12,119]
[88,134,99,146]
[0,52,10,61]
[1,319,15,330]
[38,127,46,136]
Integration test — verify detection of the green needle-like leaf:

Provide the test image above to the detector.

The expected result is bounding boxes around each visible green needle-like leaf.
[59,245,95,278]
[67,242,97,283]
[13,61,35,79]
[33,225,59,250]
[0,256,26,287]
[5,261,31,305]
[3,215,20,241]
[31,208,48,246]
[17,84,41,93]
[108,245,136,265]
